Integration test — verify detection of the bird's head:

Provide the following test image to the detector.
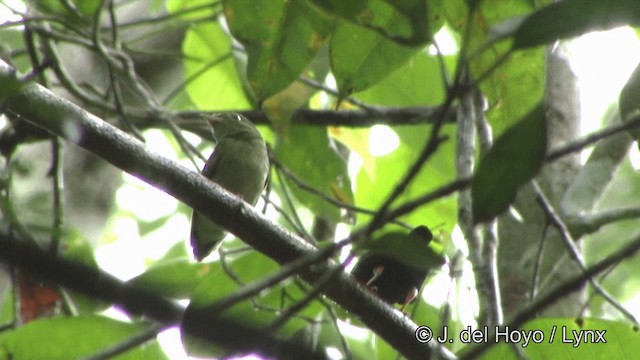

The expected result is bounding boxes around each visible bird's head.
[211,113,262,142]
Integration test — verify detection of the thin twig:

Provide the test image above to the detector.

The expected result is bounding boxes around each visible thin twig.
[530,221,550,302]
[297,76,374,111]
[262,196,311,240]
[23,23,66,257]
[274,164,315,243]
[161,52,233,106]
[270,157,411,229]
[546,114,640,162]
[382,177,471,225]
[567,206,640,237]
[202,247,339,315]
[266,256,352,332]
[80,324,163,360]
[316,291,353,359]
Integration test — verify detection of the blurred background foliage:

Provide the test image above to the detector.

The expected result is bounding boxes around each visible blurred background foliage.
[0,0,639,359]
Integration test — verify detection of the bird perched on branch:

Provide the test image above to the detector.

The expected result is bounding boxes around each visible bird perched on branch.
[190,113,269,261]
[351,226,445,312]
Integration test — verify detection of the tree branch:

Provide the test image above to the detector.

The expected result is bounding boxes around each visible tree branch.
[567,206,640,238]
[173,106,457,128]
[560,110,633,214]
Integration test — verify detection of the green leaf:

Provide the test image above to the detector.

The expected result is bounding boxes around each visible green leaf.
[182,21,252,110]
[472,318,640,359]
[0,30,32,74]
[73,0,102,17]
[350,124,457,234]
[619,60,640,143]
[0,316,167,360]
[223,0,334,100]
[327,0,445,96]
[275,126,353,222]
[182,250,322,357]
[127,259,212,299]
[358,227,445,272]
[472,104,547,223]
[315,317,376,359]
[513,0,640,49]
[310,0,434,46]
[262,46,331,131]
[330,20,420,96]
[158,240,191,262]
[354,51,451,105]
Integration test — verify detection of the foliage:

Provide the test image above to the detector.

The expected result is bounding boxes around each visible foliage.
[0,0,639,359]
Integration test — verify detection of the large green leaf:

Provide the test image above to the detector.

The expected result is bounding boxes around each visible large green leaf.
[354,50,452,104]
[182,250,322,357]
[350,124,457,233]
[222,0,334,100]
[0,316,166,360]
[127,259,212,299]
[309,0,434,46]
[329,0,444,96]
[472,104,547,223]
[619,60,640,144]
[275,126,353,222]
[330,20,420,97]
[314,316,376,359]
[0,30,31,74]
[182,22,252,110]
[512,0,640,49]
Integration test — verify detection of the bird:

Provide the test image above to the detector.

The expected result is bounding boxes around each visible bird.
[190,113,269,261]
[350,226,444,312]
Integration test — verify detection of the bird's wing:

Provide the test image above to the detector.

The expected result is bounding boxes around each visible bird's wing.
[201,148,219,179]
[190,148,225,261]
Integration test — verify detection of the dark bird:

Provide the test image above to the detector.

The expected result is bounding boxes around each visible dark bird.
[351,226,444,311]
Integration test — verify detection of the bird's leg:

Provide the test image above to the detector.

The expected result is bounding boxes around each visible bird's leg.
[398,287,418,313]
[366,265,384,287]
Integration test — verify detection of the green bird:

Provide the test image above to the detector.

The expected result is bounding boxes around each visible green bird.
[190,113,269,261]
